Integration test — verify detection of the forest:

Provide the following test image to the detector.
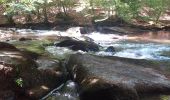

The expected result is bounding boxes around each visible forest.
[0,0,170,27]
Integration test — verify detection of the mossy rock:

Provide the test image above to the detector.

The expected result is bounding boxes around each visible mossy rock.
[9,40,53,54]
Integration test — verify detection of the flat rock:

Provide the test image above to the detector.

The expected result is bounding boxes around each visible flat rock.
[66,54,170,100]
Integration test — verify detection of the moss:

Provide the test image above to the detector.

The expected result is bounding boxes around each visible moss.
[9,40,53,54]
[160,95,170,100]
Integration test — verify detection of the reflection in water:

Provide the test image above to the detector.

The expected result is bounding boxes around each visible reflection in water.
[128,31,170,43]
[139,31,170,40]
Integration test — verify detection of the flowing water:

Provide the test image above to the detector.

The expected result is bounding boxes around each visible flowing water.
[1,27,170,100]
[95,40,170,60]
[82,31,170,61]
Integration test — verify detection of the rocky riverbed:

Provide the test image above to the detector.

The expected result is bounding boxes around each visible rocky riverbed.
[0,27,170,100]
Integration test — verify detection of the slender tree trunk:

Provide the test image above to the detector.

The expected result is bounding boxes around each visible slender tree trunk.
[26,14,32,22]
[61,1,67,16]
[108,7,111,17]
[155,10,162,24]
[37,7,41,20]
[43,0,48,23]
[90,0,94,14]
[7,15,14,24]
[112,7,114,15]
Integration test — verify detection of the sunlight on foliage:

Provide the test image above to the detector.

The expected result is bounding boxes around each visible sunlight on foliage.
[142,0,169,24]
[15,78,23,87]
[0,0,170,24]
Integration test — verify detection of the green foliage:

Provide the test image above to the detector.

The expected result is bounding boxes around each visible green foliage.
[0,0,170,25]
[55,0,77,16]
[86,0,170,24]
[2,0,37,23]
[142,0,169,24]
[83,0,142,21]
[15,78,23,87]
[4,2,35,16]
[114,0,138,21]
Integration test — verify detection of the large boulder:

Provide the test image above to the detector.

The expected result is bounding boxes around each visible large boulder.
[55,39,100,52]
[0,42,66,99]
[66,54,170,100]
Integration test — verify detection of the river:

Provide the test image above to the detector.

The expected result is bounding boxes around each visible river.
[0,27,170,100]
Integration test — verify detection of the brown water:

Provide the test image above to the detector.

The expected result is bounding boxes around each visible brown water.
[128,31,170,44]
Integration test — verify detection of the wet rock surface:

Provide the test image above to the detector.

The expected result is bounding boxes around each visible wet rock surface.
[105,46,116,54]
[66,54,170,100]
[0,42,67,99]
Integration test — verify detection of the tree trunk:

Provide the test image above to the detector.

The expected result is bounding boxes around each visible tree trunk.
[7,15,14,24]
[61,1,67,16]
[43,0,48,23]
[26,14,32,23]
[37,7,41,20]
[155,10,162,24]
[90,0,94,14]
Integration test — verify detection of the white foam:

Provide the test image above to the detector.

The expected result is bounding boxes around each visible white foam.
[86,32,126,42]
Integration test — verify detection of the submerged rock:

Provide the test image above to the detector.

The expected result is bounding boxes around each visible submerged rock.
[66,54,170,100]
[0,42,66,99]
[105,46,115,54]
[19,37,32,41]
[55,39,100,52]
